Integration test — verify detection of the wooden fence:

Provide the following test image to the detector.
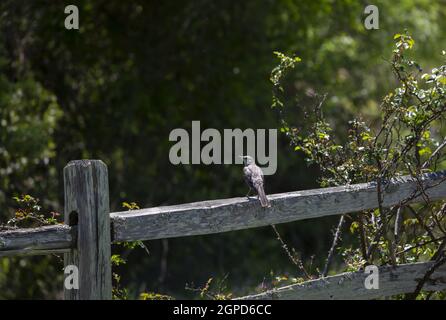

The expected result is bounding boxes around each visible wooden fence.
[0,159,445,299]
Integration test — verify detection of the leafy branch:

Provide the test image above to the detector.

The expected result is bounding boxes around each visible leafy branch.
[270,32,446,298]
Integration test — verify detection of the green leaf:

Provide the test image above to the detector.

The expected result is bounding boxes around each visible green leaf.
[350,221,359,234]
[418,147,431,156]
[111,254,126,266]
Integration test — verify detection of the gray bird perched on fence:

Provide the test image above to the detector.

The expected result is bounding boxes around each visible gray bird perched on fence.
[241,155,271,208]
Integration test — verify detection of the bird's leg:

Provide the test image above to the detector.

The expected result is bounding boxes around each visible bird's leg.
[246,188,252,199]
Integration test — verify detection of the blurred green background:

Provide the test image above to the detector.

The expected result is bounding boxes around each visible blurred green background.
[0,0,445,299]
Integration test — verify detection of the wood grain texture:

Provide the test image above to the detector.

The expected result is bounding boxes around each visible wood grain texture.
[0,225,73,257]
[236,261,446,300]
[111,171,446,242]
[63,160,112,300]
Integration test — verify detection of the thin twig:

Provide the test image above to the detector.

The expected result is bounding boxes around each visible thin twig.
[405,252,446,300]
[395,236,446,256]
[322,215,345,277]
[422,136,446,169]
[270,224,311,279]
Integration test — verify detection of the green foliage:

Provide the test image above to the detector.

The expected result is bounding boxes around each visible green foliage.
[1,0,446,299]
[273,32,446,186]
[0,195,60,230]
[139,292,174,300]
[186,277,233,300]
[122,202,140,210]
[111,254,126,267]
[112,272,129,300]
[0,195,63,299]
[111,201,151,299]
[271,52,302,108]
[272,33,446,298]
[0,72,61,217]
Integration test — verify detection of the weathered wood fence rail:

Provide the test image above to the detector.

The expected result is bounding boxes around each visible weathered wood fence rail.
[0,160,445,299]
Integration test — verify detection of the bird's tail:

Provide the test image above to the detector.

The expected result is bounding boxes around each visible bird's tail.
[255,184,271,208]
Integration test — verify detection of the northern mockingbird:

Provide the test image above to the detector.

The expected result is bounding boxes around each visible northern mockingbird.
[241,155,271,208]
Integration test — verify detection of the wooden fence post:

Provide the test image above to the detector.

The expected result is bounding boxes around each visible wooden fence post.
[63,160,112,300]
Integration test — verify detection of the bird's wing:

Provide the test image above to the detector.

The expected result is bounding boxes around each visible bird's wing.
[243,166,252,182]
[250,165,264,185]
